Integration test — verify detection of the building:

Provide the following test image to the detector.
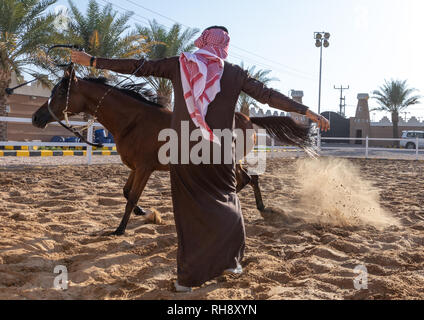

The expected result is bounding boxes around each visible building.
[288,90,309,125]
[321,111,350,143]
[349,94,371,145]
[349,93,424,147]
[1,73,84,142]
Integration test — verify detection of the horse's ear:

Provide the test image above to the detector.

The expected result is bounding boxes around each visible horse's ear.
[64,65,77,82]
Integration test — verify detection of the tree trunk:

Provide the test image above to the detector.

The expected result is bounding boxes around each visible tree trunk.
[156,79,174,111]
[240,102,250,117]
[158,94,172,111]
[392,111,399,148]
[0,70,11,141]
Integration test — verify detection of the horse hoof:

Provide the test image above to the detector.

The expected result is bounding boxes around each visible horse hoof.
[111,230,125,236]
[133,206,146,216]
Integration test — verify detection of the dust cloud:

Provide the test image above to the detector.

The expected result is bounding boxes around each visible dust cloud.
[291,157,398,228]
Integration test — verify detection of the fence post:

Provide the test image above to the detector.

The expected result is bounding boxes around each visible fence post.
[365,136,369,159]
[416,136,419,160]
[87,124,93,165]
[317,132,321,152]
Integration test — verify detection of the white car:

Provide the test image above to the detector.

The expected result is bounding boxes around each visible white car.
[400,131,424,149]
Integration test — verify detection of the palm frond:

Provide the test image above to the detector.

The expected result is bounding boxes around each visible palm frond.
[372,79,421,114]
[135,19,199,109]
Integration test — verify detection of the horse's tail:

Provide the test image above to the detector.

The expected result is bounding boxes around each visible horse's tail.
[250,116,311,148]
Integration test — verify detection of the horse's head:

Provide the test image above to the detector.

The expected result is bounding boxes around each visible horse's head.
[32,66,85,128]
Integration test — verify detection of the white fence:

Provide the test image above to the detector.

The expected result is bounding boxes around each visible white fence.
[1,117,422,164]
[320,136,421,160]
[0,116,113,164]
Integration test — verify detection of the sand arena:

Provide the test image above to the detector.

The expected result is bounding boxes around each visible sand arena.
[0,156,423,299]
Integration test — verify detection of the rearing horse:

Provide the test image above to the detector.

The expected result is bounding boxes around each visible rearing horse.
[32,66,310,235]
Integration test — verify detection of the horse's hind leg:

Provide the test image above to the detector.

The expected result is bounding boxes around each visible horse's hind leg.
[123,171,147,217]
[114,168,153,236]
[250,174,265,212]
[236,164,265,211]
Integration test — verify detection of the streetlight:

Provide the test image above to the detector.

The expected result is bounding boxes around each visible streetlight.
[314,31,330,116]
[314,31,330,149]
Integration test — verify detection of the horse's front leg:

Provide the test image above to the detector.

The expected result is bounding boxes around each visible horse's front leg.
[123,170,147,217]
[113,168,153,236]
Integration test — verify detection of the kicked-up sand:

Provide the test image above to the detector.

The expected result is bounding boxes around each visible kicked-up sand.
[0,157,423,300]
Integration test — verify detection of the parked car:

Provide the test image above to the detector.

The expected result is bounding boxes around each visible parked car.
[50,136,65,143]
[94,129,113,144]
[64,137,81,143]
[400,131,424,149]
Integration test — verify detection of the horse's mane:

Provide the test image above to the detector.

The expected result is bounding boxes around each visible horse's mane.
[82,77,166,109]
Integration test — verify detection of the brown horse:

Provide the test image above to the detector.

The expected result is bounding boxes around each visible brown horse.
[32,66,309,235]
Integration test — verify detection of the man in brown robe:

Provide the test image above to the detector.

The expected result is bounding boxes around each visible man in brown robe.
[71,26,329,291]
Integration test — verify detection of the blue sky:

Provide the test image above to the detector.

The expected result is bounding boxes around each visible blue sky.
[54,0,424,121]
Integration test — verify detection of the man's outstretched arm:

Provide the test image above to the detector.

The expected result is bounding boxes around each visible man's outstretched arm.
[242,75,330,131]
[71,51,176,80]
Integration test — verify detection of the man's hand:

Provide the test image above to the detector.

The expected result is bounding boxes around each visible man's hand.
[71,50,94,67]
[305,109,330,132]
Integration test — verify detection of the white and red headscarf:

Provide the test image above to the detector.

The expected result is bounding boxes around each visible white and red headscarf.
[179,28,230,144]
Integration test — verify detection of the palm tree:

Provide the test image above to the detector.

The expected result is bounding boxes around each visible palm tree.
[64,0,156,129]
[66,0,147,79]
[238,62,278,116]
[0,0,59,141]
[136,20,199,109]
[372,79,421,146]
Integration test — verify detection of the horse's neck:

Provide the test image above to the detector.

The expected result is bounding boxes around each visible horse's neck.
[79,81,135,137]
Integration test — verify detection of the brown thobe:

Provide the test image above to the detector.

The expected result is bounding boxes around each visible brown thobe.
[96,56,309,287]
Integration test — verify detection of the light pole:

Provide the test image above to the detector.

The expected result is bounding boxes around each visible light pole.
[314,31,330,149]
[314,32,330,115]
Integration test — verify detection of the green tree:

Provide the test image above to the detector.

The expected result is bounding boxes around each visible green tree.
[238,62,278,116]
[136,20,199,109]
[372,79,421,146]
[0,0,59,140]
[64,0,157,128]
[66,0,148,79]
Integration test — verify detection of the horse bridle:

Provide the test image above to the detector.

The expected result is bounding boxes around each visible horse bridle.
[7,44,146,148]
[45,45,105,148]
[46,69,103,148]
[48,58,146,148]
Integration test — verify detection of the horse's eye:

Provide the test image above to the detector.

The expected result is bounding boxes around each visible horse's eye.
[58,86,67,96]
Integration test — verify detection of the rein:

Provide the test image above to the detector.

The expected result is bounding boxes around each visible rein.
[5,45,82,95]
[7,44,146,149]
[46,65,103,148]
[52,59,146,148]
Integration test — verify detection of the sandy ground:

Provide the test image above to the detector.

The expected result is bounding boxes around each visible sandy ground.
[0,157,424,300]
[0,155,123,167]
